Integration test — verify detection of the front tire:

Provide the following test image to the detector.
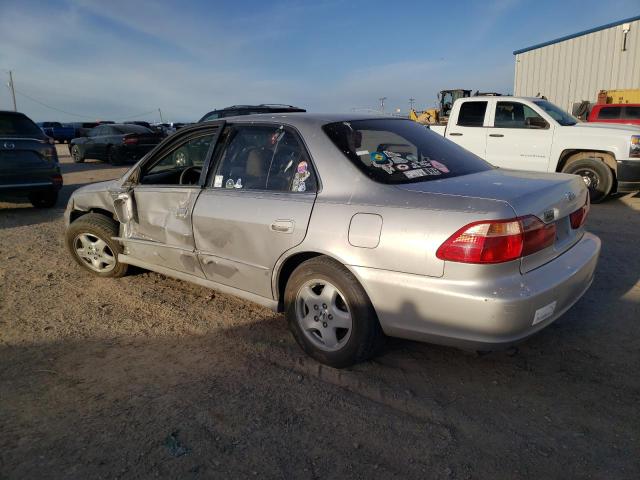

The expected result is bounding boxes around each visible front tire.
[65,213,128,277]
[284,256,384,368]
[29,189,58,208]
[562,154,613,203]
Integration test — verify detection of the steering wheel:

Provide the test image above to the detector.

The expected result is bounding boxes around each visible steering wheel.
[179,166,202,185]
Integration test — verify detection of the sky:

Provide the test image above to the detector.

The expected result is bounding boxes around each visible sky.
[0,0,638,123]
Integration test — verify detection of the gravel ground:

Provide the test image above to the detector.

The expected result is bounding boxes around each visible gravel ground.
[1,146,639,479]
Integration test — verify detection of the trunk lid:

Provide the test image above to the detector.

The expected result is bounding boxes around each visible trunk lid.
[397,168,588,273]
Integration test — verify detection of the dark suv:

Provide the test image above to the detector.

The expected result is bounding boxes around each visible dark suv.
[0,111,62,208]
[198,104,306,122]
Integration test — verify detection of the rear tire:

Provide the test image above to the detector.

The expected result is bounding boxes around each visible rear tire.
[562,154,613,203]
[284,256,385,368]
[71,145,85,163]
[65,213,128,278]
[29,189,58,208]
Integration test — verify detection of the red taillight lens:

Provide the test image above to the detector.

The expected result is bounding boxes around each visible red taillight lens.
[436,215,556,264]
[569,199,589,229]
[52,174,63,187]
[123,136,138,145]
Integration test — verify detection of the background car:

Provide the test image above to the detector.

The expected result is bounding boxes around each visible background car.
[1,111,62,207]
[587,104,640,125]
[69,123,163,165]
[36,121,75,143]
[198,104,306,122]
[64,114,599,367]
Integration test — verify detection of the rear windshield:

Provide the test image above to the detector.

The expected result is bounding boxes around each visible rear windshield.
[113,125,152,134]
[0,113,44,137]
[323,119,492,184]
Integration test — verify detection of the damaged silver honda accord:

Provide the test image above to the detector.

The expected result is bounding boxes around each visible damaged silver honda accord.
[65,114,600,367]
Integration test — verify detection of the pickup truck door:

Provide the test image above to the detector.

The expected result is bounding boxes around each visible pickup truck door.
[444,100,489,158]
[192,124,317,299]
[110,125,223,276]
[484,100,554,172]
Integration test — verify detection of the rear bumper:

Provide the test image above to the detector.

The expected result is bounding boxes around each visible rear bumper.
[0,178,61,197]
[351,232,600,350]
[617,159,640,192]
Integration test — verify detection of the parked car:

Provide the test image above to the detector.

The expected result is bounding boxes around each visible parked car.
[430,96,640,202]
[64,115,600,367]
[587,104,640,126]
[125,121,152,129]
[198,104,306,122]
[69,124,163,165]
[1,111,62,207]
[36,121,76,143]
[68,122,99,138]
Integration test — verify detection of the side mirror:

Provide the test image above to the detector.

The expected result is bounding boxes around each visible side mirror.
[526,117,549,129]
[113,193,134,224]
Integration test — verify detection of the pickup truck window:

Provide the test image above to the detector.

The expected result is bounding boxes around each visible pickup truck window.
[323,119,491,185]
[457,102,487,127]
[494,102,548,129]
[597,106,621,120]
[626,107,640,119]
[533,100,577,126]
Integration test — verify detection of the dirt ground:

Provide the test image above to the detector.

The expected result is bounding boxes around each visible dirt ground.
[1,145,639,479]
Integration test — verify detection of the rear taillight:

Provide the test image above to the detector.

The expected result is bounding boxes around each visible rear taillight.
[123,136,138,145]
[436,215,556,264]
[569,198,589,229]
[52,174,63,187]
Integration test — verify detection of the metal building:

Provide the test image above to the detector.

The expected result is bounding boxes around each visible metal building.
[513,15,640,112]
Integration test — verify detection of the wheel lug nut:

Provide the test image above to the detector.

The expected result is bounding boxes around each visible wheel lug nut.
[328,315,333,320]
[314,305,319,310]
[322,322,327,327]
[314,316,318,321]
[322,304,327,309]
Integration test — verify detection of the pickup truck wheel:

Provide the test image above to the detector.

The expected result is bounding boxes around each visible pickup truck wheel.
[562,156,613,203]
[284,256,385,368]
[29,189,58,208]
[71,145,84,163]
[65,213,128,278]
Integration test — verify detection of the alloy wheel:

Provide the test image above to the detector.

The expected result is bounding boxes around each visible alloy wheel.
[73,233,116,273]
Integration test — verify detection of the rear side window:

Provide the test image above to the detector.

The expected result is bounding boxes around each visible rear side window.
[0,113,43,136]
[457,101,487,127]
[597,107,621,119]
[624,107,640,119]
[213,125,317,192]
[323,119,492,185]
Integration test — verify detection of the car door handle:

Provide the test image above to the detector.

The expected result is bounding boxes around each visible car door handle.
[449,132,463,136]
[489,133,504,137]
[270,220,294,234]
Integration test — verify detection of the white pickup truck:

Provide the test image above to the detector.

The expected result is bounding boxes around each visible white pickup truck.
[430,96,640,202]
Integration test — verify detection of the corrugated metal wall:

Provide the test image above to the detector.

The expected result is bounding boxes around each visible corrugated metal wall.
[514,19,640,111]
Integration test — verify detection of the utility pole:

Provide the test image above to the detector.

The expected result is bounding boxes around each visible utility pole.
[8,71,17,111]
[409,98,415,111]
[378,97,387,112]
[158,108,164,123]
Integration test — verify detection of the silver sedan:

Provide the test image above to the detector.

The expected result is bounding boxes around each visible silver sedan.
[64,114,600,367]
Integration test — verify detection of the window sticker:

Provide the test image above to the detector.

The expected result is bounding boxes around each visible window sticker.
[369,152,395,174]
[292,161,311,192]
[430,160,450,173]
[404,169,427,179]
[214,175,223,188]
[396,164,410,171]
[234,178,243,189]
[225,179,235,188]
[270,127,285,145]
[355,149,369,156]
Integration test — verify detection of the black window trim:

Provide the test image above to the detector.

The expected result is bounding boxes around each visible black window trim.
[205,121,321,195]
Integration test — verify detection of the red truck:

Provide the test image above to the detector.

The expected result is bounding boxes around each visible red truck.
[587,104,640,125]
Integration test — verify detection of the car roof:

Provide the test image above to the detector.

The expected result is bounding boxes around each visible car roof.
[198,112,405,129]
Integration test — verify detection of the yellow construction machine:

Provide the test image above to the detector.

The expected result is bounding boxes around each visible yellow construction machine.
[409,89,472,125]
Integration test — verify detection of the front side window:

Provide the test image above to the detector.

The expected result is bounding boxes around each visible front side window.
[323,119,492,185]
[212,125,317,193]
[597,107,621,120]
[141,133,217,185]
[533,100,577,126]
[457,101,487,127]
[494,102,548,129]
